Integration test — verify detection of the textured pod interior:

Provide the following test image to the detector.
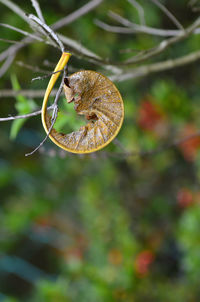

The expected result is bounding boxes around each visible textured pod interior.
[45,70,124,153]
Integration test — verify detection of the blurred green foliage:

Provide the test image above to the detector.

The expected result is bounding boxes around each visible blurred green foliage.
[1,0,200,301]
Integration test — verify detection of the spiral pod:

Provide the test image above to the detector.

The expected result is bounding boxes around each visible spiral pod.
[42,52,124,154]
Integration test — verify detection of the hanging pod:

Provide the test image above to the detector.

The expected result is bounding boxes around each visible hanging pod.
[41,52,124,154]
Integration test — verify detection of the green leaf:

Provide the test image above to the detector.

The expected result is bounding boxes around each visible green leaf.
[10,74,37,139]
[10,118,27,140]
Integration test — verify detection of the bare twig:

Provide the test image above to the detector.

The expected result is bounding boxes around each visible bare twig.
[53,0,104,30]
[95,17,182,37]
[28,14,64,52]
[107,11,183,37]
[124,16,200,65]
[149,0,183,30]
[0,106,53,122]
[127,0,146,25]
[31,69,65,82]
[16,61,50,74]
[106,11,200,37]
[30,0,45,23]
[0,0,28,22]
[0,89,59,98]
[94,20,139,34]
[95,15,200,67]
[0,0,121,74]
[57,33,122,74]
[0,55,15,77]
[109,130,200,159]
[0,38,21,44]
[96,19,196,37]
[111,49,200,81]
[25,112,56,156]
[0,37,32,64]
[28,14,122,74]
[25,68,66,156]
[0,23,44,42]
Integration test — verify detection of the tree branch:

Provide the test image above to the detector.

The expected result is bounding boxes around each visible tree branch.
[0,0,121,74]
[0,89,59,98]
[0,22,44,42]
[127,0,146,25]
[0,0,28,22]
[111,49,200,81]
[124,16,200,65]
[0,106,53,122]
[0,55,15,78]
[107,130,200,159]
[149,0,183,30]
[30,0,45,23]
[107,11,183,37]
[53,0,104,30]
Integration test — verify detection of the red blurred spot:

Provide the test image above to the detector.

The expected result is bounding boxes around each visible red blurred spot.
[134,250,154,277]
[138,99,167,134]
[177,188,194,208]
[178,124,200,161]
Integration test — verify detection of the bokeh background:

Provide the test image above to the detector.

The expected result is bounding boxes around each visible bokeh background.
[1,0,200,301]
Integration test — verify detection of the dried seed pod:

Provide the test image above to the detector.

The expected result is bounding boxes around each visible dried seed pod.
[42,53,124,154]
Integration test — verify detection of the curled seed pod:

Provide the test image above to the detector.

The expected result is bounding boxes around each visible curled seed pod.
[42,53,124,154]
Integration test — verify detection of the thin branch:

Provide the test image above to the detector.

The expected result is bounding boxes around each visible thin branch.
[189,0,200,11]
[53,0,104,30]
[0,89,59,98]
[95,15,200,66]
[16,61,67,82]
[98,21,184,37]
[108,130,200,159]
[0,0,121,73]
[127,0,146,25]
[107,11,200,37]
[31,69,66,82]
[124,16,200,65]
[0,0,97,58]
[30,0,45,23]
[0,23,44,42]
[94,20,138,34]
[0,106,53,122]
[28,14,64,52]
[107,11,182,37]
[16,61,50,74]
[0,54,15,78]
[56,34,99,59]
[57,33,122,74]
[149,0,183,30]
[0,37,31,64]
[111,49,200,81]
[28,13,122,75]
[0,38,21,44]
[25,110,57,157]
[0,0,28,22]
[25,68,66,156]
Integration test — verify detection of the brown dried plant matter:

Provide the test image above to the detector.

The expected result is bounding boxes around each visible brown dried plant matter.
[44,70,124,154]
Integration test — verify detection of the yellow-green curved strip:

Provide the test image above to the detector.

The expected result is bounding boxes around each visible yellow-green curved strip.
[41,52,71,137]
